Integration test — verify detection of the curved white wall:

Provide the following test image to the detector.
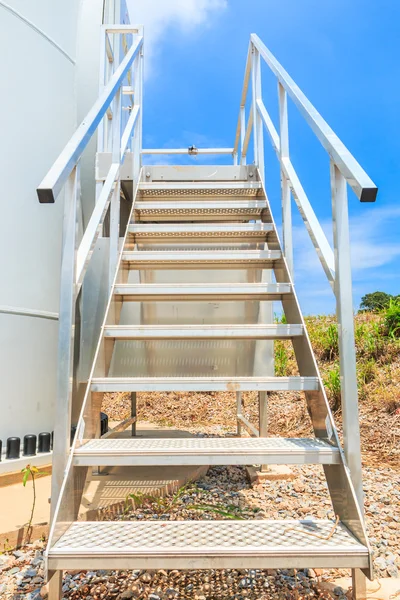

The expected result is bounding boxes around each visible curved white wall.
[0,0,128,452]
[0,0,92,446]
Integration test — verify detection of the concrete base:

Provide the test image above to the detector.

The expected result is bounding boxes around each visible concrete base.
[0,452,52,479]
[246,464,295,484]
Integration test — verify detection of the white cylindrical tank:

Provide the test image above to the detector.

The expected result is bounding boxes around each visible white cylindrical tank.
[0,0,126,456]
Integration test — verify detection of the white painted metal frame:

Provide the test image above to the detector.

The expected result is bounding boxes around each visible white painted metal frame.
[37,30,377,596]
[233,35,378,519]
[36,25,144,515]
[142,148,234,155]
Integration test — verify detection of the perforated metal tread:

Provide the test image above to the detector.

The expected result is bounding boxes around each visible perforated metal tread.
[122,250,281,269]
[138,182,262,196]
[91,376,319,392]
[48,520,368,570]
[128,223,274,242]
[113,282,293,301]
[73,437,340,467]
[104,324,303,340]
[134,201,267,222]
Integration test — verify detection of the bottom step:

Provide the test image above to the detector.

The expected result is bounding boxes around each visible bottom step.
[49,520,368,570]
[73,437,340,466]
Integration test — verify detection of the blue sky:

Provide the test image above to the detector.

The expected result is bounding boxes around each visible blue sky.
[128,0,399,315]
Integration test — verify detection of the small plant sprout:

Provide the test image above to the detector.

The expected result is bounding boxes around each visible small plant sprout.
[21,464,47,541]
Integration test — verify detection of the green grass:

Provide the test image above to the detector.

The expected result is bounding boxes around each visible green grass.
[275,310,399,412]
[324,364,341,412]
[383,298,400,339]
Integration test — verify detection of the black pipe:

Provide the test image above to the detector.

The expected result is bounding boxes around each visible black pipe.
[100,412,109,436]
[38,432,51,453]
[6,437,20,459]
[23,434,37,457]
[70,425,77,445]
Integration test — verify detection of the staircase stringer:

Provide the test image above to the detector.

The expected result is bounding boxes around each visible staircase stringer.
[46,171,143,554]
[259,177,371,573]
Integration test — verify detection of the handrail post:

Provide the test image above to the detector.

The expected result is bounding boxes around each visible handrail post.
[251,45,265,184]
[240,106,246,166]
[108,40,122,290]
[330,160,364,509]
[278,82,294,278]
[132,37,143,185]
[50,165,80,521]
[95,28,109,210]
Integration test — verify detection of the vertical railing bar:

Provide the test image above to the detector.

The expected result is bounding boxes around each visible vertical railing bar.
[233,43,252,158]
[330,161,364,509]
[331,160,367,598]
[240,106,246,166]
[251,45,265,184]
[96,28,107,208]
[108,33,122,290]
[278,82,294,278]
[132,32,143,186]
[138,35,144,174]
[50,165,80,520]
[241,106,253,163]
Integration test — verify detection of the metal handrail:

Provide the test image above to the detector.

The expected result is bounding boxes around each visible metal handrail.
[233,34,378,510]
[37,34,143,204]
[37,26,144,521]
[251,34,377,203]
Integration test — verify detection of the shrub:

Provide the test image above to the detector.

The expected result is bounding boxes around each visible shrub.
[383,298,400,339]
[360,291,393,312]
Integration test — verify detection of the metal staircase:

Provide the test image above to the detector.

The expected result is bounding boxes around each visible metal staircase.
[37,27,378,600]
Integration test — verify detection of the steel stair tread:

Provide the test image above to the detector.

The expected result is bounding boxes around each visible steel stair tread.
[113,282,293,301]
[134,201,266,209]
[48,520,368,570]
[121,250,281,268]
[133,200,267,222]
[138,182,262,195]
[73,437,340,466]
[128,223,274,241]
[104,324,303,339]
[91,376,319,392]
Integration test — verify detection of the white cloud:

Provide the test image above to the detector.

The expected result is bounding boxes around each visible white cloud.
[287,204,400,313]
[126,0,227,70]
[290,204,400,278]
[349,205,400,270]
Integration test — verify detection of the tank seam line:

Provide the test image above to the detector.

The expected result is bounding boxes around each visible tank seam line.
[0,1,76,65]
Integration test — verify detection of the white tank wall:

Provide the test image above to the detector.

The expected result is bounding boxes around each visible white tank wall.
[0,0,128,450]
[0,0,87,446]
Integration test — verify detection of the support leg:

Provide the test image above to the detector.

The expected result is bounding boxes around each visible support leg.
[236,392,242,436]
[351,569,367,600]
[259,391,268,472]
[91,392,104,476]
[48,569,62,600]
[131,392,137,437]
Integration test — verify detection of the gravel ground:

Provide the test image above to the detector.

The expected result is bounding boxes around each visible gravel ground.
[1,460,399,600]
[101,391,400,470]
